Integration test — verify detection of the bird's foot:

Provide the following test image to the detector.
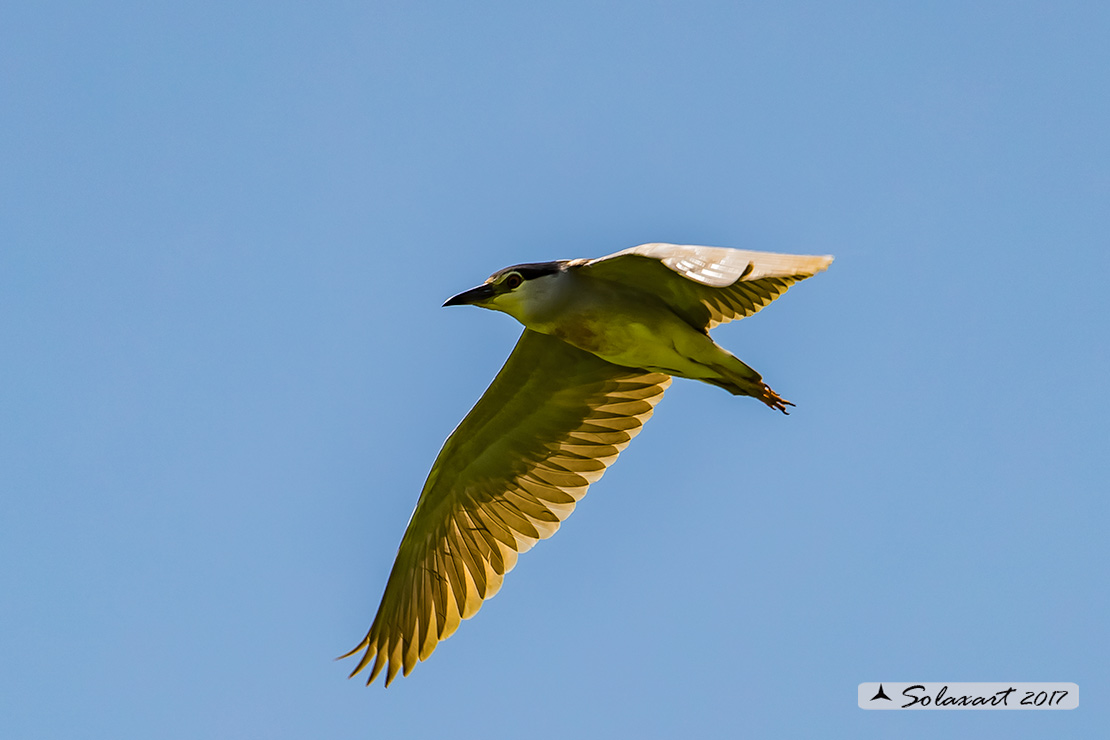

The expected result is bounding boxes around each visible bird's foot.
[762,385,794,415]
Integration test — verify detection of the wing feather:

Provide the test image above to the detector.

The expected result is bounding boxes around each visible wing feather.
[581,243,832,330]
[343,330,670,685]
[423,552,445,658]
[441,524,470,622]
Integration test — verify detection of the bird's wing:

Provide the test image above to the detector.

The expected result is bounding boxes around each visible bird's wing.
[343,329,671,686]
[579,243,833,330]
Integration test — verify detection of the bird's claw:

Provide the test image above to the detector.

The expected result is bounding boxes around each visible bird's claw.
[762,385,794,415]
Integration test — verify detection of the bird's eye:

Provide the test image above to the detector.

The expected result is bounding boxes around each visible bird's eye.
[504,273,523,289]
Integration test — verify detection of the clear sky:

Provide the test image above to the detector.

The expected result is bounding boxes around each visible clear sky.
[3,2,1107,738]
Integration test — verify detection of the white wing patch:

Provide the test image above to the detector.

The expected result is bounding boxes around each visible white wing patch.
[582,243,833,330]
[598,243,832,288]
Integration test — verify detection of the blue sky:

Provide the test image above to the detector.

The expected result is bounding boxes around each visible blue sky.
[3,2,1107,738]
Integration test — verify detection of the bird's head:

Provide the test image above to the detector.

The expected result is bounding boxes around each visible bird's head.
[443,261,569,324]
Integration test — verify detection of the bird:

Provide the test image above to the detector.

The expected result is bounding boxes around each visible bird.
[342,242,833,686]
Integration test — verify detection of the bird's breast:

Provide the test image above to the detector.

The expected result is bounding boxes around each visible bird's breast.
[523,275,689,370]
[549,314,608,354]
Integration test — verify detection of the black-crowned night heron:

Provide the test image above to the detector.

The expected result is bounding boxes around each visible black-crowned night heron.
[343,243,833,685]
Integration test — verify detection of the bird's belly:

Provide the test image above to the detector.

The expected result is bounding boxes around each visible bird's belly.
[548,314,689,372]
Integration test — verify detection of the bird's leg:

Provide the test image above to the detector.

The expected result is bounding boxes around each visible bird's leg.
[691,370,795,414]
[690,340,794,414]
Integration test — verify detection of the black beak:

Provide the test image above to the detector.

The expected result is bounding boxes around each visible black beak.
[443,283,495,307]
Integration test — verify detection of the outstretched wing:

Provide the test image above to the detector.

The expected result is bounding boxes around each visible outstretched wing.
[580,243,833,330]
[343,330,671,685]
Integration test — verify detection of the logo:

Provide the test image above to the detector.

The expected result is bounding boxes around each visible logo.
[858,683,1078,710]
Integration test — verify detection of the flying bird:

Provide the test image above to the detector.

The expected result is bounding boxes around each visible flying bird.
[343,243,832,685]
